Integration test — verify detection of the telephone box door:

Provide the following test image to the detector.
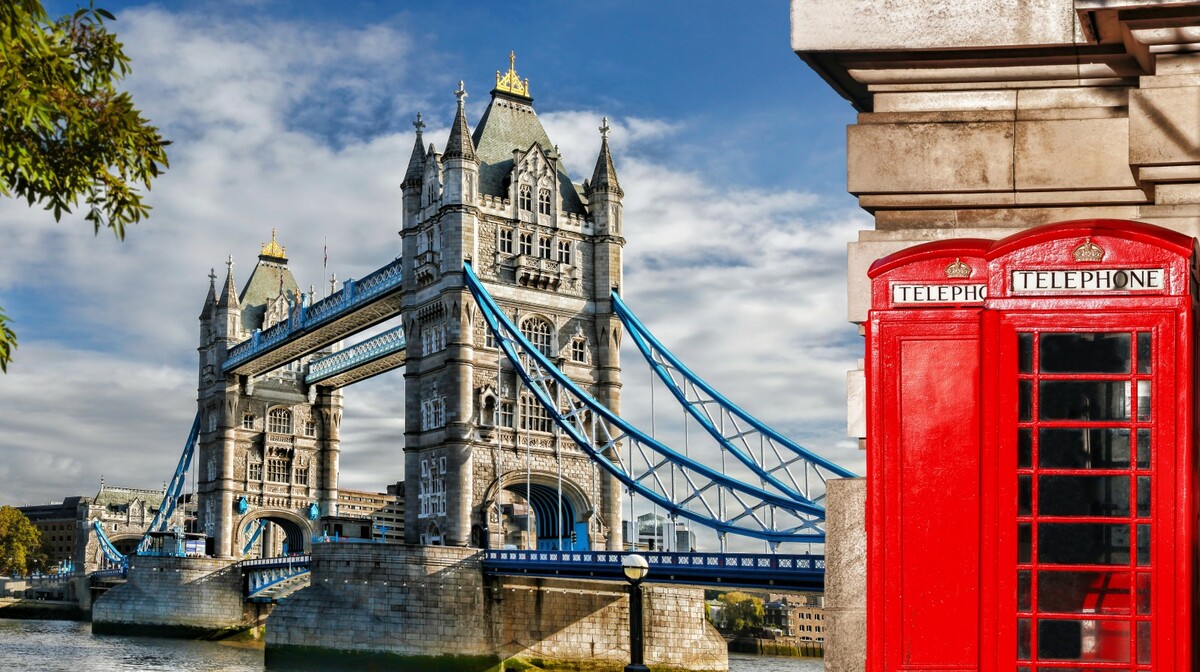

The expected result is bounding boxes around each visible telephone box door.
[985,311,1186,671]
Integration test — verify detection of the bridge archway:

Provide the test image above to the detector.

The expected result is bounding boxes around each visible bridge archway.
[108,533,142,557]
[485,473,592,551]
[235,509,312,557]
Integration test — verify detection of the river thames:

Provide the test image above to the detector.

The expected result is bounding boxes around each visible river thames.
[0,619,822,671]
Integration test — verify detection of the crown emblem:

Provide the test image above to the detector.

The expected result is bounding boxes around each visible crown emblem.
[1072,238,1105,263]
[495,51,530,98]
[260,228,287,261]
[944,258,972,278]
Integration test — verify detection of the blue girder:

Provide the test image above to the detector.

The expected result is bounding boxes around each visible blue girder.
[137,413,200,554]
[92,520,128,570]
[305,325,406,385]
[223,258,403,372]
[464,263,827,544]
[612,292,855,509]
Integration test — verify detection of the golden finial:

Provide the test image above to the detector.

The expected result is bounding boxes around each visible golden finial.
[260,228,287,260]
[495,50,531,98]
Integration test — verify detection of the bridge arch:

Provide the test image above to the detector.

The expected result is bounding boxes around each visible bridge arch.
[484,472,593,551]
[235,508,312,557]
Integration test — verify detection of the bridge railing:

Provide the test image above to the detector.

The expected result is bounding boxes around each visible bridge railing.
[223,258,403,371]
[483,549,825,591]
[305,326,406,384]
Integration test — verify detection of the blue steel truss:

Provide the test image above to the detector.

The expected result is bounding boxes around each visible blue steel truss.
[223,258,403,372]
[612,292,855,510]
[465,263,827,545]
[242,519,267,557]
[305,326,406,384]
[93,521,128,570]
[137,413,200,554]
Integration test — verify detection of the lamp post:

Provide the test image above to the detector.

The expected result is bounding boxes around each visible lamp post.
[622,553,650,672]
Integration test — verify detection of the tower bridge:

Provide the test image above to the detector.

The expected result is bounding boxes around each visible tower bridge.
[91,55,853,670]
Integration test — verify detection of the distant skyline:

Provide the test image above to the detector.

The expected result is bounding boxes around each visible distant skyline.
[0,1,865,547]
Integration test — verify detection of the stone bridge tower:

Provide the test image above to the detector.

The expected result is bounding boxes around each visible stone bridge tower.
[399,55,624,550]
[196,233,343,559]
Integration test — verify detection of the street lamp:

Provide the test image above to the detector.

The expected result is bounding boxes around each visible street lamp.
[622,554,650,672]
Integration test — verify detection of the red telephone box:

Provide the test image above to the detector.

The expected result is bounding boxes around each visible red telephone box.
[866,220,1199,672]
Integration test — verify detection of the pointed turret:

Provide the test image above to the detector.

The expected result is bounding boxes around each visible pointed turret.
[588,117,623,198]
[200,268,217,320]
[443,81,477,162]
[217,256,240,311]
[402,113,427,189]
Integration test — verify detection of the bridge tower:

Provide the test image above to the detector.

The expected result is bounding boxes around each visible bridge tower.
[399,55,625,549]
[196,233,342,558]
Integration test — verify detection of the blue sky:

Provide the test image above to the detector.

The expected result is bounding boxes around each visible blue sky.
[2,0,866,547]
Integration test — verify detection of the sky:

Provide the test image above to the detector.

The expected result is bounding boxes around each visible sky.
[0,0,867,547]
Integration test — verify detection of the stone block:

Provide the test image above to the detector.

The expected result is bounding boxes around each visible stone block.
[1129,87,1200,165]
[791,0,1075,52]
[847,122,1015,195]
[1015,118,1138,190]
[824,477,866,672]
[1156,183,1200,205]
[874,90,1017,113]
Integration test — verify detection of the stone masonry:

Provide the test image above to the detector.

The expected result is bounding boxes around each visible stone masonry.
[265,543,727,671]
[792,2,1200,669]
[92,555,268,637]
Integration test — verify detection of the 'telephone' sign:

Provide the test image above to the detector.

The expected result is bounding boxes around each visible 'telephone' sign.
[1011,268,1165,294]
[892,283,987,305]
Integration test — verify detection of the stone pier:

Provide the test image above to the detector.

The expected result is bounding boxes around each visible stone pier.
[265,543,727,671]
[92,555,269,638]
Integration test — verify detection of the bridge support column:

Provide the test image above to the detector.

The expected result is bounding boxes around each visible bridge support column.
[265,543,727,671]
[824,477,866,672]
[315,388,343,519]
[92,555,269,638]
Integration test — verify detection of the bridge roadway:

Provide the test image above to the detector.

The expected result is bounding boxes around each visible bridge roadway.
[238,548,825,597]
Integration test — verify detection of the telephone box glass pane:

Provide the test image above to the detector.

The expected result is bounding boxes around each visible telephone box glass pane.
[1136,573,1151,614]
[1020,381,1033,422]
[1038,475,1129,517]
[1019,333,1034,373]
[1039,333,1131,373]
[1017,618,1031,659]
[1038,523,1130,565]
[1038,381,1129,421]
[1037,571,1130,613]
[1137,524,1150,566]
[1136,429,1151,468]
[1018,475,1032,515]
[1137,621,1151,662]
[1018,570,1031,611]
[1137,380,1151,421]
[1039,428,1129,469]
[1137,332,1151,374]
[1039,619,1129,661]
[1018,429,1032,468]
[1137,477,1151,518]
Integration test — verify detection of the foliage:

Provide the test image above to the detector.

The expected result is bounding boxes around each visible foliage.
[0,0,169,373]
[0,506,45,576]
[712,591,766,635]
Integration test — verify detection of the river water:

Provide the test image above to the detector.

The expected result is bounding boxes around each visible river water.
[0,619,822,671]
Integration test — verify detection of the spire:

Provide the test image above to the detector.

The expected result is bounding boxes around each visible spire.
[443,81,477,162]
[402,112,427,188]
[200,268,217,319]
[588,117,623,197]
[217,255,240,310]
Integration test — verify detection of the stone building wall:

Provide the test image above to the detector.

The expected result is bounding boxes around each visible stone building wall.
[792,2,1200,670]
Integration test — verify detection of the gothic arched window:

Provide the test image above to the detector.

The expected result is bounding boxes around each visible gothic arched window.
[538,187,551,215]
[521,318,553,356]
[519,184,533,211]
[268,408,293,434]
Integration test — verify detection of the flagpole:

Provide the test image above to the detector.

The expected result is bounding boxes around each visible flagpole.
[323,236,329,298]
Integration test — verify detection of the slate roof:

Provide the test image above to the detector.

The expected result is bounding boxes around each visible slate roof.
[239,257,301,332]
[471,91,587,215]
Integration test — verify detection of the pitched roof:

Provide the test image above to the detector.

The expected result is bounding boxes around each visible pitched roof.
[471,92,586,215]
[239,231,302,332]
[443,85,477,162]
[588,119,622,197]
